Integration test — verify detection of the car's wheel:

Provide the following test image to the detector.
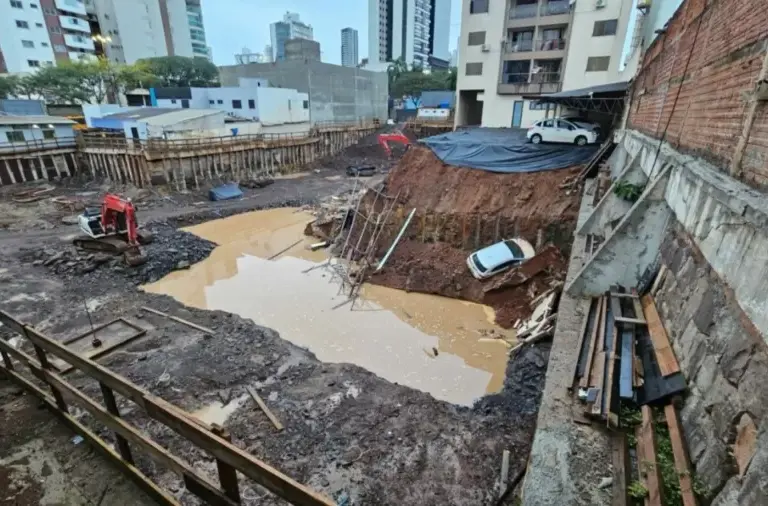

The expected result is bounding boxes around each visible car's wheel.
[531,134,542,144]
[575,135,587,146]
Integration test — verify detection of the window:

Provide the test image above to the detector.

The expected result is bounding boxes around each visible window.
[53,44,66,52]
[217,99,223,104]
[42,129,56,139]
[209,100,215,105]
[50,25,60,33]
[170,99,177,104]
[303,100,309,109]
[557,120,576,131]
[232,99,242,109]
[16,20,29,28]
[465,62,483,75]
[35,22,42,27]
[41,42,48,47]
[27,59,40,67]
[30,2,38,7]
[541,119,555,128]
[469,0,488,14]
[586,56,610,71]
[43,6,55,14]
[467,31,486,46]
[592,19,618,37]
[248,99,255,109]
[530,102,551,111]
[181,99,189,108]
[6,131,25,142]
[21,40,34,48]
[10,0,22,7]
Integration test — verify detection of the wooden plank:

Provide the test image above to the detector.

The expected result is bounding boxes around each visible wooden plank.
[100,382,135,465]
[590,351,606,417]
[0,366,180,506]
[611,433,629,506]
[605,323,620,427]
[18,325,334,506]
[210,425,241,503]
[246,385,284,431]
[580,297,604,389]
[638,405,663,506]
[588,298,607,389]
[59,326,147,375]
[641,295,680,376]
[140,307,215,335]
[570,298,593,390]
[664,404,698,506]
[609,292,640,299]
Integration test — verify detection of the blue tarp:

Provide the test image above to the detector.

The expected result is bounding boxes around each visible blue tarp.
[208,183,243,201]
[420,128,598,173]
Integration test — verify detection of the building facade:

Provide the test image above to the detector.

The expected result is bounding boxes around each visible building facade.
[270,12,313,62]
[184,0,210,59]
[284,38,321,62]
[455,0,635,129]
[341,27,359,68]
[235,47,270,64]
[367,0,451,68]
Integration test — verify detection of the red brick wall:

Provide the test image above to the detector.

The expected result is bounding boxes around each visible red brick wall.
[40,0,68,65]
[627,0,768,189]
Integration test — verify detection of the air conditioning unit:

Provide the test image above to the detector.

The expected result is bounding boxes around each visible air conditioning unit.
[595,0,606,8]
[481,43,490,52]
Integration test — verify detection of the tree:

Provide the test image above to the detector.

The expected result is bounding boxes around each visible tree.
[387,57,409,90]
[134,56,219,87]
[0,75,20,99]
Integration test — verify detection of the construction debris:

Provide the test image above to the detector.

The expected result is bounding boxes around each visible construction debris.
[245,385,284,431]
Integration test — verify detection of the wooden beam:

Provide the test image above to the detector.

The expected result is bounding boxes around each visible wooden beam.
[140,307,215,335]
[611,433,629,506]
[6,318,334,506]
[637,405,663,506]
[0,366,180,506]
[604,322,620,427]
[571,298,593,389]
[664,404,698,506]
[580,297,604,389]
[246,385,284,431]
[100,382,135,465]
[640,295,680,376]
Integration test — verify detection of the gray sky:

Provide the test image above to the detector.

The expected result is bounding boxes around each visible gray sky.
[202,0,462,66]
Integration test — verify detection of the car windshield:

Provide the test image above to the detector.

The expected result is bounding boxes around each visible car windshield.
[471,253,488,273]
[504,240,524,259]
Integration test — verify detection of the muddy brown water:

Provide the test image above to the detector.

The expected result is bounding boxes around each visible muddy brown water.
[144,208,514,406]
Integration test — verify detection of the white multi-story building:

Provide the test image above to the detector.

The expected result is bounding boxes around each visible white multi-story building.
[270,12,313,62]
[341,27,359,67]
[185,0,210,59]
[455,0,635,129]
[367,0,451,68]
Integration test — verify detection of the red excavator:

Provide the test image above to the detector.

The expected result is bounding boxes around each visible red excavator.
[73,194,153,266]
[377,131,412,158]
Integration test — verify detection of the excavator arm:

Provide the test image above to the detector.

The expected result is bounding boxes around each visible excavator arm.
[378,132,412,158]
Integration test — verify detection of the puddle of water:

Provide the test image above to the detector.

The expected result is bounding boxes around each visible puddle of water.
[192,394,249,426]
[144,208,514,406]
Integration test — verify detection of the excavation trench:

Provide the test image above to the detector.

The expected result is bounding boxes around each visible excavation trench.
[144,207,515,406]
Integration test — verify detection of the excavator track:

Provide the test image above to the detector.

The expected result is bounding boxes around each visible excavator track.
[73,235,132,254]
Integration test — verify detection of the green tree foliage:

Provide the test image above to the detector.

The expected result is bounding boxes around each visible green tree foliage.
[0,75,20,99]
[134,56,219,87]
[387,58,457,99]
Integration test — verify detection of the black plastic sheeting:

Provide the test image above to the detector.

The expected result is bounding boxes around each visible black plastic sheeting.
[420,128,598,174]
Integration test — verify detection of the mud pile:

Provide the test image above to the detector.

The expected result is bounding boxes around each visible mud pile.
[365,146,581,327]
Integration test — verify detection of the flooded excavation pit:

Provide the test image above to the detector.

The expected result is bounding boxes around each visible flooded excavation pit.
[144,208,514,405]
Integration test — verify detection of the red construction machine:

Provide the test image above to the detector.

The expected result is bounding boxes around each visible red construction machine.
[73,194,153,266]
[377,131,412,158]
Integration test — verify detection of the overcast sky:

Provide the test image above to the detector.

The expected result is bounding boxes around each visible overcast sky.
[202,0,462,66]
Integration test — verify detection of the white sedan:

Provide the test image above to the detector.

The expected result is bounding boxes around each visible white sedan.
[466,238,536,280]
[527,118,598,146]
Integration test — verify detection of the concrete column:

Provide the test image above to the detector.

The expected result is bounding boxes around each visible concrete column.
[1,159,13,184]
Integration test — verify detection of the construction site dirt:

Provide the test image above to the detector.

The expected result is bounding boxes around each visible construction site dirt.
[0,133,573,505]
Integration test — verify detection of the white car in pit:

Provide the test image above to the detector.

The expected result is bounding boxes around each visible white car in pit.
[466,238,536,280]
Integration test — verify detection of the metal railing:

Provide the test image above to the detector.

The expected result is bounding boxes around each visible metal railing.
[510,3,538,19]
[499,72,562,94]
[0,137,77,155]
[541,0,570,16]
[504,38,566,52]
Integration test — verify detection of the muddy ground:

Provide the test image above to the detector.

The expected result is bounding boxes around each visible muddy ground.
[0,148,550,505]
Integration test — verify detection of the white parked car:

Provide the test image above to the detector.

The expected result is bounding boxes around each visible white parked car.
[466,238,536,280]
[560,115,602,135]
[527,118,598,146]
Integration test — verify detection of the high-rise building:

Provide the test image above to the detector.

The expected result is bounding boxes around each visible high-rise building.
[0,0,97,73]
[454,0,634,129]
[270,12,313,62]
[185,0,210,59]
[341,27,358,67]
[367,0,450,68]
[235,47,269,64]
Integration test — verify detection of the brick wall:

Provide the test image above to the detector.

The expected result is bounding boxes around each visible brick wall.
[627,0,768,190]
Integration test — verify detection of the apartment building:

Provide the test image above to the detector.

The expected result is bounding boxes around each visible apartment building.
[0,0,99,73]
[367,0,451,68]
[455,0,634,129]
[270,12,314,62]
[341,27,359,68]
[185,0,209,59]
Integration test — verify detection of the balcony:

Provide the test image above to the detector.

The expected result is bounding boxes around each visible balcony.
[59,15,91,34]
[540,0,570,16]
[510,3,537,19]
[497,72,562,95]
[69,51,97,62]
[64,33,95,51]
[55,0,86,16]
[503,38,567,60]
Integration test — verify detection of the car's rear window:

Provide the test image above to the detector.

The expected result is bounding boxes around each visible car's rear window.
[471,254,487,273]
[504,240,524,259]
